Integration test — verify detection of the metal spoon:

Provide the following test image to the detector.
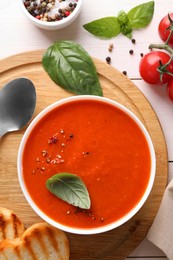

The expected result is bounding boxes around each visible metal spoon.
[0,78,36,138]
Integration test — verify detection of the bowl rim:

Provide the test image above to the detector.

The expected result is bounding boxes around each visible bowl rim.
[18,0,83,28]
[17,95,156,235]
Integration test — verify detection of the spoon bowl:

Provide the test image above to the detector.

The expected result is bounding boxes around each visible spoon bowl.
[0,78,36,137]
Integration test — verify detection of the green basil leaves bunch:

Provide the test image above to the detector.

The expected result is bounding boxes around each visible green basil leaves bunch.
[83,1,154,39]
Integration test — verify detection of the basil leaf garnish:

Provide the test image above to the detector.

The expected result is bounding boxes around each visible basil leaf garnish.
[42,41,103,96]
[127,1,155,29]
[121,23,133,39]
[117,10,129,26]
[83,17,121,39]
[46,173,91,209]
[117,11,132,38]
[83,1,154,39]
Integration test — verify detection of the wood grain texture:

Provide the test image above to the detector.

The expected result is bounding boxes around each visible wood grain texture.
[0,50,168,259]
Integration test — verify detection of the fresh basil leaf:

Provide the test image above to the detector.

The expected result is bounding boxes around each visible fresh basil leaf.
[127,1,154,29]
[46,173,91,209]
[83,17,121,39]
[83,1,154,40]
[117,10,129,26]
[117,11,133,38]
[121,23,133,39]
[42,41,103,96]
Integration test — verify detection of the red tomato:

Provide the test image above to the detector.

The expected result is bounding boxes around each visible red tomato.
[139,51,173,85]
[158,13,173,46]
[167,78,173,101]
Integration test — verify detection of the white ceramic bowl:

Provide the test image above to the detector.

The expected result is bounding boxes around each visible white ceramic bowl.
[17,95,156,235]
[18,0,83,30]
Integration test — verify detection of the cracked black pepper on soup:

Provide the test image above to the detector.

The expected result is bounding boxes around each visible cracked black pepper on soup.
[23,0,78,22]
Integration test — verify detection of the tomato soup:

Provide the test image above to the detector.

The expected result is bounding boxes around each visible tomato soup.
[22,98,152,229]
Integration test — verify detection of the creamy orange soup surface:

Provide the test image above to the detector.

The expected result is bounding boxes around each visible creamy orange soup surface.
[22,99,151,229]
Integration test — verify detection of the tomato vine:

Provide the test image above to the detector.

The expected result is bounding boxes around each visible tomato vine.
[139,12,173,101]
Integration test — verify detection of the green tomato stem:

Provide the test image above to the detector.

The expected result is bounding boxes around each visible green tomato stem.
[149,43,173,55]
[164,71,173,76]
[148,43,173,79]
[147,13,173,80]
[165,29,173,45]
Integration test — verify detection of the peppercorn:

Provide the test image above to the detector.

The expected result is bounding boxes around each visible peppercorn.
[23,0,78,22]
[122,71,127,76]
[106,56,111,64]
[41,2,47,8]
[65,11,71,17]
[24,1,30,7]
[131,38,136,44]
[27,6,34,13]
[129,49,134,55]
[108,43,114,52]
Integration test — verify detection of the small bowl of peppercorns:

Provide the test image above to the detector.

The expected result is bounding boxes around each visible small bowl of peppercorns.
[19,0,82,30]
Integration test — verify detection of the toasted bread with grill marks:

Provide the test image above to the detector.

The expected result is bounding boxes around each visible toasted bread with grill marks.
[0,208,25,242]
[0,222,69,260]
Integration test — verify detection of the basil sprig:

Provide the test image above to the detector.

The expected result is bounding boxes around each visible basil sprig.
[83,1,154,39]
[42,41,102,96]
[46,173,91,209]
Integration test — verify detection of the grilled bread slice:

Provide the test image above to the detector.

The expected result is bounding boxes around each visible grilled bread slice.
[0,207,25,242]
[0,222,70,260]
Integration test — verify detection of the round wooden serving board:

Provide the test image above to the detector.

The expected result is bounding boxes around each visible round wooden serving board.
[0,50,168,259]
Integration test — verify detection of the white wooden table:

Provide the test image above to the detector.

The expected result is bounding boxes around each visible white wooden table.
[0,0,173,259]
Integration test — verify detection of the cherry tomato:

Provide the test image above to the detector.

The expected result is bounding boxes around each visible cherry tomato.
[139,51,173,85]
[166,78,173,101]
[158,13,173,46]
